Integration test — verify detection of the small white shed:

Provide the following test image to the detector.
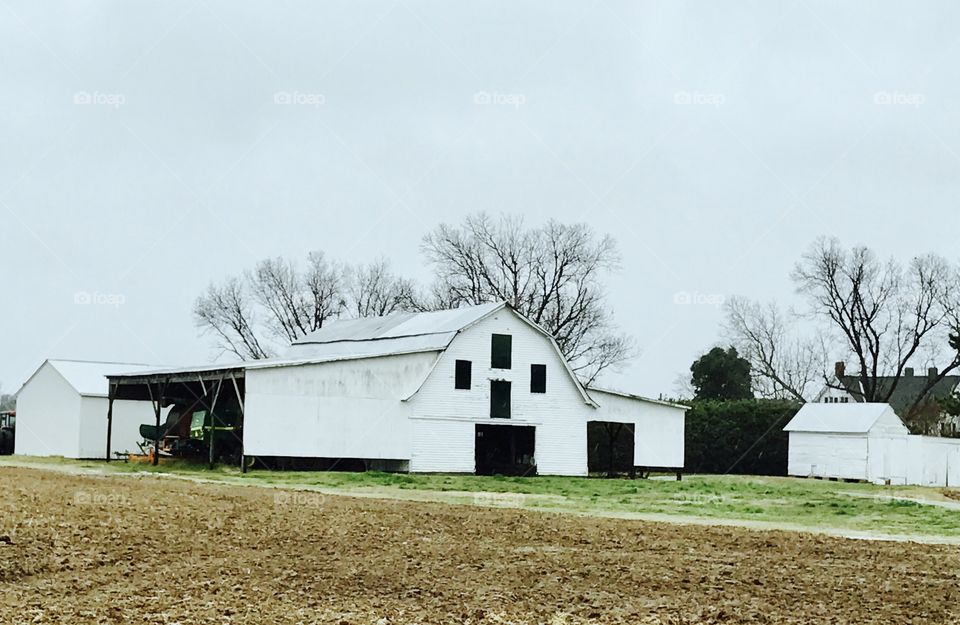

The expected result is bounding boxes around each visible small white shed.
[784,403,909,484]
[16,360,161,459]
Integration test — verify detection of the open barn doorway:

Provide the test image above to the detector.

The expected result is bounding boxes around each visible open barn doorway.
[588,421,635,476]
[475,425,536,476]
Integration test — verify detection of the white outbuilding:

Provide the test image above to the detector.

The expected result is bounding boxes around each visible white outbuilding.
[15,360,161,459]
[784,402,960,486]
[106,302,688,476]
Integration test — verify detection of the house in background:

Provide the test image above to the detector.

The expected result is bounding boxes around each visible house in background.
[15,360,163,459]
[815,361,960,434]
[106,302,688,476]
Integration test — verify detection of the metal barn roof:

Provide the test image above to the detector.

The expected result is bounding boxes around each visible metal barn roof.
[293,302,504,345]
[40,360,158,397]
[783,403,901,434]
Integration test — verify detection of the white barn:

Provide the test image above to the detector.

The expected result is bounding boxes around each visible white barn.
[784,402,960,486]
[16,360,161,459]
[108,302,688,475]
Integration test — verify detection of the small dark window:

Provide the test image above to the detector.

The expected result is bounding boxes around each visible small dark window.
[490,381,511,418]
[530,364,546,393]
[455,360,472,390]
[491,334,512,369]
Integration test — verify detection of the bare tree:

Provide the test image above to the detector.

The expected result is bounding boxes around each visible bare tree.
[344,258,420,318]
[792,237,960,414]
[422,213,634,384]
[193,277,271,360]
[195,253,420,359]
[723,297,825,402]
[248,252,344,343]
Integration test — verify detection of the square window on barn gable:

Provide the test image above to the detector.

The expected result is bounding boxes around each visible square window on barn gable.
[490,380,511,418]
[530,364,546,393]
[455,360,472,390]
[491,334,512,369]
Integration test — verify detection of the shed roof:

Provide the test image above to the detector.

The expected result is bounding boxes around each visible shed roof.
[783,403,901,434]
[31,360,158,397]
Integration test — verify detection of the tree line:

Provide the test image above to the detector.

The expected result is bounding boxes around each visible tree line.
[194,213,634,384]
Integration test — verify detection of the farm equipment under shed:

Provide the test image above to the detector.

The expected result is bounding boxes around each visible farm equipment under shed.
[139,400,243,464]
[0,411,14,455]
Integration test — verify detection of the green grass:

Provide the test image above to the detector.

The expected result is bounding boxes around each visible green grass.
[6,455,960,539]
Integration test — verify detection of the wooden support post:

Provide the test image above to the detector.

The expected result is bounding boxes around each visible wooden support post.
[106,381,116,462]
[147,383,161,466]
[208,377,224,469]
[230,373,246,473]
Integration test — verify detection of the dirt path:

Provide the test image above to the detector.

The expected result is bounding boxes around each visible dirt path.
[2,466,959,624]
[4,459,958,545]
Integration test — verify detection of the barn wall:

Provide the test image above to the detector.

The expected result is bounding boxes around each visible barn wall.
[15,362,82,457]
[407,309,592,476]
[787,432,869,480]
[243,353,437,459]
[588,391,685,469]
[78,397,156,459]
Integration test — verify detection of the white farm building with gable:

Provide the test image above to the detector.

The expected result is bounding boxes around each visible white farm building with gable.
[15,360,162,459]
[106,302,688,476]
[785,402,960,486]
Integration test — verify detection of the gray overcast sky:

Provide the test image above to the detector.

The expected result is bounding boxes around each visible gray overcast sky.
[2,1,959,397]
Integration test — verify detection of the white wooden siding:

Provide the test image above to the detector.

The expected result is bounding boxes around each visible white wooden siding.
[407,308,592,475]
[787,432,869,480]
[243,353,436,459]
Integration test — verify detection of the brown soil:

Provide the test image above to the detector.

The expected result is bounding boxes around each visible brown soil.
[1,467,958,624]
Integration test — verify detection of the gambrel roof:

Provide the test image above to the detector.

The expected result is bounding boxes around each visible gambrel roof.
[107,302,598,406]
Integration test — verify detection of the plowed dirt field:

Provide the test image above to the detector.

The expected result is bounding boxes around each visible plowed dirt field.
[2,467,958,624]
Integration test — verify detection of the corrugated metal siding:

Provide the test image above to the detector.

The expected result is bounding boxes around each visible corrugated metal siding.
[244,353,436,459]
[78,396,158,459]
[787,432,869,480]
[408,309,591,476]
[15,362,83,457]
